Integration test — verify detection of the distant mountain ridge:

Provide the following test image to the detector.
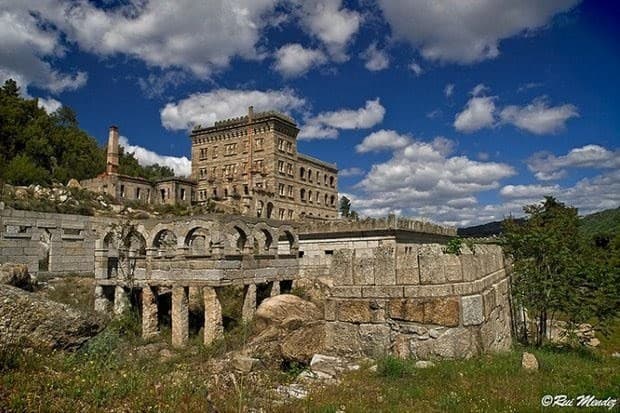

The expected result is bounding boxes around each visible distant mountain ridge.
[458,207,620,238]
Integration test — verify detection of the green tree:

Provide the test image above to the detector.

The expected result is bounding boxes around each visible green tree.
[339,196,351,218]
[503,197,619,345]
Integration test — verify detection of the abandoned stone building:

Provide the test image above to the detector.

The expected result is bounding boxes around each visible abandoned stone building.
[81,126,195,205]
[190,107,338,220]
[81,107,339,220]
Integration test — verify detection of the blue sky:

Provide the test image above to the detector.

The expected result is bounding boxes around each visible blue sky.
[1,0,619,226]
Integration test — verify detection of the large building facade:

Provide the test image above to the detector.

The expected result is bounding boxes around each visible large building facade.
[82,108,339,220]
[191,107,339,220]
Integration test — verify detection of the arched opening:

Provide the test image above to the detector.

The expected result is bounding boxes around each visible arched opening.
[300,188,306,201]
[153,229,177,256]
[233,226,247,253]
[185,227,210,256]
[266,202,274,219]
[300,167,305,179]
[104,231,119,278]
[120,230,147,278]
[278,229,296,256]
[253,228,273,254]
[38,229,51,272]
[330,195,335,206]
[330,176,335,187]
[256,200,264,218]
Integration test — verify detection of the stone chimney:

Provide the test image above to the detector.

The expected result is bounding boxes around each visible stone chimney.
[248,106,254,123]
[106,125,119,175]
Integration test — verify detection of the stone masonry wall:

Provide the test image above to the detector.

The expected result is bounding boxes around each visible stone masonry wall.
[0,207,98,274]
[323,243,512,359]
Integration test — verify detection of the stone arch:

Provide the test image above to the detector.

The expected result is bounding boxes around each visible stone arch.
[124,229,147,256]
[252,223,277,255]
[152,228,178,256]
[224,221,253,254]
[277,225,299,255]
[184,226,211,255]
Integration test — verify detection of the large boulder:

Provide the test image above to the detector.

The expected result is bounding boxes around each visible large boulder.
[0,263,36,291]
[249,294,325,365]
[0,284,101,350]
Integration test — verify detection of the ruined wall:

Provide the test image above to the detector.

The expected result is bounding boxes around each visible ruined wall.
[0,207,99,274]
[322,243,512,359]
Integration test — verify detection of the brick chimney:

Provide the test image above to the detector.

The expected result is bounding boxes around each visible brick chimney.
[248,106,254,122]
[106,125,119,175]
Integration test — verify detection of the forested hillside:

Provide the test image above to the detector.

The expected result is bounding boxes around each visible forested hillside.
[0,79,174,186]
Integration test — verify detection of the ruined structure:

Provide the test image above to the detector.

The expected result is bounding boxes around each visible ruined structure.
[1,198,511,359]
[81,107,339,219]
[81,126,196,205]
[191,107,338,219]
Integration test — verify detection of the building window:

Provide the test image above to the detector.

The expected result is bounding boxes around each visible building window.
[330,176,335,187]
[287,209,293,219]
[286,141,292,153]
[244,185,249,195]
[316,171,320,182]
[287,185,293,198]
[324,174,328,186]
[278,160,285,174]
[213,188,218,197]
[330,195,335,206]
[120,185,125,198]
[300,167,306,180]
[212,146,218,159]
[253,159,264,173]
[161,189,166,201]
[135,187,141,199]
[278,183,285,196]
[300,188,306,201]
[224,164,234,176]
[225,143,237,156]
[224,188,228,198]
[308,169,313,182]
[255,137,264,150]
[308,190,313,203]
[286,163,293,175]
[316,191,320,204]
[278,208,285,220]
[324,194,328,205]
[181,188,186,200]
[278,139,285,151]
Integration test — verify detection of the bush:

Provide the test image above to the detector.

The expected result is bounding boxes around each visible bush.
[376,356,414,378]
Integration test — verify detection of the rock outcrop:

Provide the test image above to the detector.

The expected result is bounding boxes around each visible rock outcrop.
[249,294,325,365]
[0,284,101,350]
[0,263,36,291]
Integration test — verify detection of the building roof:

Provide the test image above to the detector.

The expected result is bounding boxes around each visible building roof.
[298,153,338,171]
[191,110,298,134]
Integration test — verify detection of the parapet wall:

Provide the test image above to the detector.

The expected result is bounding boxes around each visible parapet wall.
[0,207,100,274]
[323,243,512,359]
[299,214,456,237]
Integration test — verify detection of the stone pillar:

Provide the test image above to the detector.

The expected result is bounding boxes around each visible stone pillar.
[94,239,108,279]
[171,286,189,347]
[203,287,223,345]
[142,286,159,339]
[113,285,130,315]
[94,285,112,313]
[242,284,257,322]
[270,281,280,297]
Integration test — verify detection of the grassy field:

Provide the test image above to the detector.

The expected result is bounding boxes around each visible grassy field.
[1,312,618,412]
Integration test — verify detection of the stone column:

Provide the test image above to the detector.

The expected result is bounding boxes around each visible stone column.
[242,284,257,322]
[171,286,189,347]
[94,239,108,279]
[113,285,130,315]
[94,285,112,313]
[270,281,280,297]
[203,287,223,345]
[142,286,159,339]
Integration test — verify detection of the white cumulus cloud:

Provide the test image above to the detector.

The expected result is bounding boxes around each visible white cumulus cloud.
[360,43,390,71]
[377,0,580,64]
[119,136,191,177]
[37,97,62,113]
[356,130,411,153]
[273,43,327,77]
[454,95,497,133]
[527,144,620,180]
[160,88,306,131]
[499,98,579,134]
